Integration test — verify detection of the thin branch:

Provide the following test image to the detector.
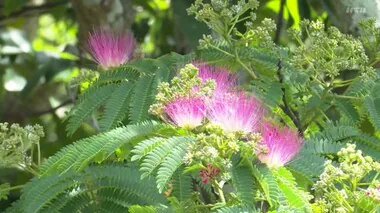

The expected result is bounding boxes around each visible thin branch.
[0,185,24,193]
[234,49,258,79]
[25,99,73,117]
[0,1,69,25]
[274,0,286,44]
[276,59,304,136]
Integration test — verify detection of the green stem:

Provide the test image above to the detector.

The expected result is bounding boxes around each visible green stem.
[330,187,354,212]
[302,88,330,128]
[357,182,371,186]
[37,142,41,167]
[235,16,252,24]
[227,8,251,36]
[208,43,234,57]
[195,204,216,208]
[336,79,355,84]
[30,144,34,166]
[333,83,353,88]
[27,167,39,176]
[369,58,380,66]
[318,108,331,122]
[228,16,239,36]
[228,5,251,34]
[332,94,361,100]
[234,49,258,79]
[371,172,380,184]
[20,164,39,176]
[208,42,258,79]
[1,185,24,192]
[332,79,356,88]
[352,178,357,192]
[213,180,226,204]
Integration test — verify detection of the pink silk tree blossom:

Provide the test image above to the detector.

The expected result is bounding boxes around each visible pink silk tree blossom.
[195,63,237,96]
[257,122,303,168]
[87,29,136,69]
[165,97,206,129]
[207,92,264,133]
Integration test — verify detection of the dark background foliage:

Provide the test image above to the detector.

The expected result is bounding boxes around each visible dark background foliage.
[0,0,378,210]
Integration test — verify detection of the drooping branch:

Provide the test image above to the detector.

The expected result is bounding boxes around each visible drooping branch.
[25,99,73,117]
[0,1,69,25]
[274,0,286,44]
[276,59,304,136]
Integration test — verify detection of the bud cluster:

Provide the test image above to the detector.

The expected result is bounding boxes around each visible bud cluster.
[188,0,260,39]
[314,144,380,211]
[0,123,44,168]
[289,20,374,81]
[149,64,215,118]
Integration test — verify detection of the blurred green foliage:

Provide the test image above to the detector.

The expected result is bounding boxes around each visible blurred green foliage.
[0,0,374,210]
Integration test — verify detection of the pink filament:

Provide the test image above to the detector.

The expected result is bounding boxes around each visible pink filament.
[88,29,136,69]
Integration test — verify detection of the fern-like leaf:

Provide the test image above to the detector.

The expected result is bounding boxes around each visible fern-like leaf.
[273,167,312,212]
[345,77,376,97]
[129,74,156,123]
[131,137,166,162]
[313,120,361,142]
[334,99,360,124]
[95,67,140,85]
[13,164,167,213]
[230,164,256,206]
[66,84,118,135]
[251,165,280,209]
[128,205,158,213]
[354,134,380,160]
[287,149,326,181]
[39,121,163,176]
[156,140,192,193]
[99,82,134,131]
[364,84,380,131]
[215,205,257,213]
[67,54,188,134]
[172,167,193,202]
[250,77,283,107]
[140,136,194,179]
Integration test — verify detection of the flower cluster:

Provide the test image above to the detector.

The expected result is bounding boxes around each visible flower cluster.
[207,92,264,133]
[87,28,136,70]
[152,63,303,171]
[195,62,237,96]
[153,63,266,134]
[149,64,215,127]
[314,144,380,212]
[165,97,206,129]
[256,122,303,168]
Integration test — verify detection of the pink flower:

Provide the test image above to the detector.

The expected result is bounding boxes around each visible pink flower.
[195,63,237,96]
[165,97,206,129]
[88,29,136,69]
[207,92,264,133]
[257,122,303,168]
